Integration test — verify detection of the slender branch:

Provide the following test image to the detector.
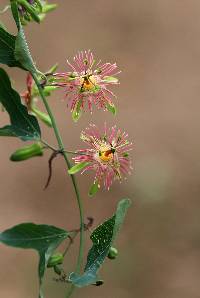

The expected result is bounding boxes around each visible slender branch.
[41,139,90,156]
[41,139,58,151]
[63,217,94,257]
[31,72,85,297]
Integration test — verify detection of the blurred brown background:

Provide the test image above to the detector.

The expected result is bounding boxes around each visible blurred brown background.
[1,0,200,297]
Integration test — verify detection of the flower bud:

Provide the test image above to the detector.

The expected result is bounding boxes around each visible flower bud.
[107,247,118,260]
[31,107,52,127]
[10,143,43,162]
[53,265,62,275]
[47,253,64,268]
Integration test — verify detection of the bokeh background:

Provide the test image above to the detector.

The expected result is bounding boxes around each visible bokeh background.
[1,0,200,297]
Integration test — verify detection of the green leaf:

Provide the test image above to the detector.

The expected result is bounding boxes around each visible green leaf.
[0,125,16,137]
[0,223,68,297]
[69,198,131,287]
[88,181,99,197]
[0,2,37,71]
[0,27,23,68]
[11,1,37,72]
[68,161,90,175]
[0,68,41,141]
[106,102,117,115]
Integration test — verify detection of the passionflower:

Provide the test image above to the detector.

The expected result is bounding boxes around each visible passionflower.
[69,124,133,193]
[53,50,120,121]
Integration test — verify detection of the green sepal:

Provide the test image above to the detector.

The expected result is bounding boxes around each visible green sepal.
[31,107,52,127]
[68,161,90,175]
[69,198,131,287]
[88,181,99,197]
[106,102,117,115]
[103,76,118,83]
[72,100,82,122]
[10,142,43,161]
[45,63,58,74]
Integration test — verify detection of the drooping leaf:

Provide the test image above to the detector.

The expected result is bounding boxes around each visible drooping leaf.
[68,161,90,175]
[0,2,36,71]
[0,27,23,68]
[10,1,37,72]
[0,125,16,137]
[69,198,131,287]
[0,68,41,141]
[0,223,68,298]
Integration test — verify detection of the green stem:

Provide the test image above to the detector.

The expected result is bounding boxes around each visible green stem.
[32,72,84,296]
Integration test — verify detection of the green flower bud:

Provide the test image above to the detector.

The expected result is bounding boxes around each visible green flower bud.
[53,265,62,275]
[10,143,43,162]
[18,0,41,23]
[47,253,64,268]
[107,247,118,260]
[31,107,52,127]
[42,3,57,13]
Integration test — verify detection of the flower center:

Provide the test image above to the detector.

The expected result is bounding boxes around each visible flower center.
[99,146,114,162]
[80,75,96,91]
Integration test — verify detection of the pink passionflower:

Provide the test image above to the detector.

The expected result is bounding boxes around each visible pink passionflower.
[73,124,133,191]
[53,50,120,120]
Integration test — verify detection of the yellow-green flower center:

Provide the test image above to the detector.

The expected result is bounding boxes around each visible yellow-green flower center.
[80,75,96,91]
[99,146,114,162]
